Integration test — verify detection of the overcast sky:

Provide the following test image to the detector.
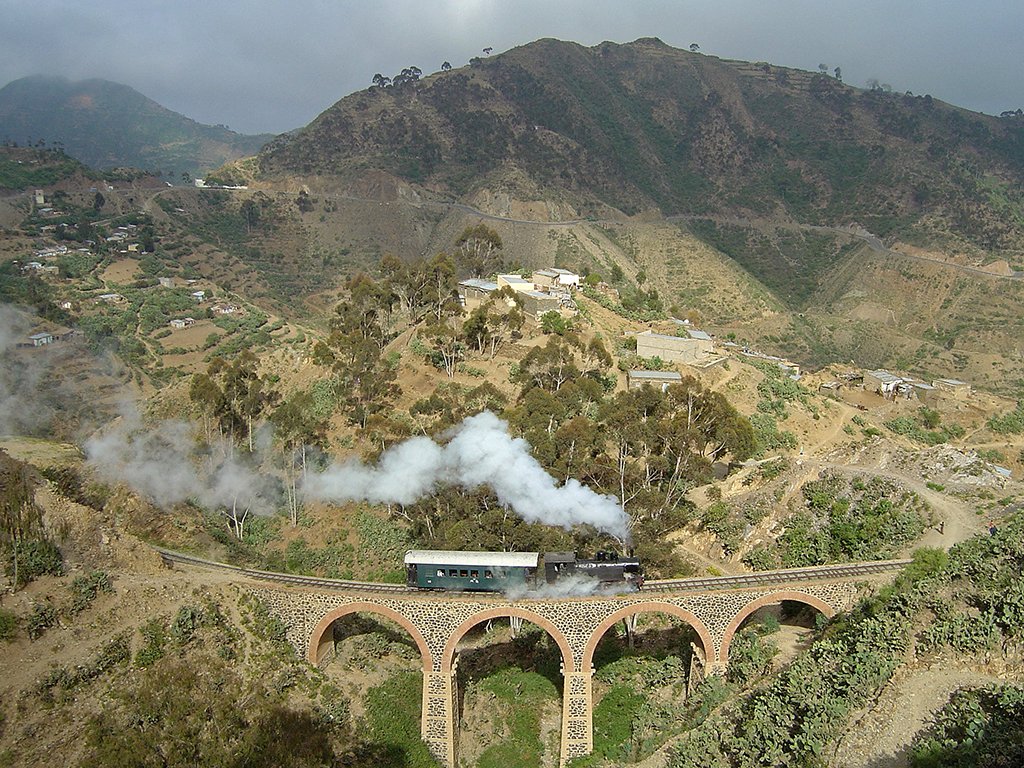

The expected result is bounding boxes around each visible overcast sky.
[2,0,1022,136]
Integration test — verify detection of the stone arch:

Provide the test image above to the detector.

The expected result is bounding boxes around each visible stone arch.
[582,602,716,670]
[720,590,836,662]
[441,607,574,673]
[307,601,432,670]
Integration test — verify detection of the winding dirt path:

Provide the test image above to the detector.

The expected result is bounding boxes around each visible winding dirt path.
[832,662,1019,768]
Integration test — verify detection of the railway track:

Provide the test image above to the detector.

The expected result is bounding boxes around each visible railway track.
[641,559,912,593]
[155,547,909,596]
[153,548,412,593]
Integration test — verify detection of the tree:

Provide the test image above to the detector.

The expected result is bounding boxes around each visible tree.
[272,392,328,526]
[834,66,842,81]
[454,223,504,277]
[313,275,401,427]
[423,253,460,322]
[540,311,569,335]
[239,198,260,233]
[421,318,464,378]
[512,336,581,394]
[483,47,493,55]
[441,61,452,72]
[689,43,700,52]
[92,191,105,212]
[139,226,156,253]
[818,63,829,74]
[461,289,522,359]
[372,73,391,88]
[197,351,280,451]
[0,452,45,589]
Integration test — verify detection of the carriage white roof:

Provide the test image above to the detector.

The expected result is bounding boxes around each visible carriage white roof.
[404,550,539,568]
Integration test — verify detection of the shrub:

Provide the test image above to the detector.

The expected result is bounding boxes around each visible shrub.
[27,601,58,640]
[70,570,113,613]
[909,685,1024,768]
[0,608,17,641]
[6,538,64,587]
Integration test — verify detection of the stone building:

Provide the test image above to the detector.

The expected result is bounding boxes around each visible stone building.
[635,329,714,365]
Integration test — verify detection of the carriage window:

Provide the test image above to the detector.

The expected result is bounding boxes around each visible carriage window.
[460,570,469,577]
[484,570,494,579]
[449,569,458,577]
[436,569,445,577]
[470,570,479,578]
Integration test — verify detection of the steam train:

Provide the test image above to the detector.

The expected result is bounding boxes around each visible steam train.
[404,549,643,593]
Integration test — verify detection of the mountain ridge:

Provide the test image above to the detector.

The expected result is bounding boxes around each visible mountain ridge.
[0,74,274,178]
[256,37,1024,251]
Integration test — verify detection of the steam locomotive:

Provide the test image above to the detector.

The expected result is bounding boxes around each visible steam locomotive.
[404,549,643,593]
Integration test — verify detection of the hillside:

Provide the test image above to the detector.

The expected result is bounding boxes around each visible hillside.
[0,75,274,178]
[257,38,1024,253]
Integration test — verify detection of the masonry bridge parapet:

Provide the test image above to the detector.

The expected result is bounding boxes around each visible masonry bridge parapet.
[249,572,888,766]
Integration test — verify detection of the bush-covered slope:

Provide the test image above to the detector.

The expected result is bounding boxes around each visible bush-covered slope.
[258,38,1024,249]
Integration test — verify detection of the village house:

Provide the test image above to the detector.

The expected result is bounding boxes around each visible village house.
[169,318,196,329]
[912,381,939,406]
[932,378,972,400]
[635,328,715,365]
[519,290,562,320]
[27,331,54,347]
[863,370,905,397]
[627,370,683,391]
[210,303,241,315]
[157,277,175,288]
[532,268,581,291]
[95,293,125,304]
[191,290,206,302]
[457,278,498,312]
[496,274,535,294]
[35,245,68,259]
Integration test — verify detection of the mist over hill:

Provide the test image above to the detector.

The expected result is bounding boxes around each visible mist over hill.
[0,75,274,178]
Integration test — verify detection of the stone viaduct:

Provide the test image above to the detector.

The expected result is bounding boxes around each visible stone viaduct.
[240,561,904,767]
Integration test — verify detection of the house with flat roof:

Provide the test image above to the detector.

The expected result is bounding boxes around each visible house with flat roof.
[932,378,972,400]
[635,329,714,365]
[864,370,904,396]
[496,274,534,293]
[519,290,561,320]
[627,370,683,391]
[457,278,498,311]
[27,331,55,347]
[532,268,581,290]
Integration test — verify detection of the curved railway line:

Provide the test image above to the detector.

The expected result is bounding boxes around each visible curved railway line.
[155,547,909,596]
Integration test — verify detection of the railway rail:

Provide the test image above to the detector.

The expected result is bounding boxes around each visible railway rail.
[640,558,911,593]
[155,547,909,596]
[154,548,411,593]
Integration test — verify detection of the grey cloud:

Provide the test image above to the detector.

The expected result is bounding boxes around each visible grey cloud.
[1,1,1022,135]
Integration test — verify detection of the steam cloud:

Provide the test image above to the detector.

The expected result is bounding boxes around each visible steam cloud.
[304,411,630,540]
[84,410,277,517]
[504,572,636,599]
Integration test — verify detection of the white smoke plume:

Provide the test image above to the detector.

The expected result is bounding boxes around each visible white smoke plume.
[84,408,277,517]
[304,411,630,540]
[504,572,637,599]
